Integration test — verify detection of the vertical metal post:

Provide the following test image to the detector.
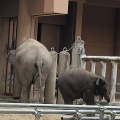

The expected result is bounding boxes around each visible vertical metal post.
[110,62,118,103]
[110,111,116,120]
[73,110,82,120]
[35,110,41,120]
[99,107,105,120]
[90,61,96,74]
[35,114,41,120]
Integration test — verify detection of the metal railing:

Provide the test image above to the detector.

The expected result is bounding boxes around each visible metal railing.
[0,103,120,120]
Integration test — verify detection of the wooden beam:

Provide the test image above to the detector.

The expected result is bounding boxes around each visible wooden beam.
[85,0,120,8]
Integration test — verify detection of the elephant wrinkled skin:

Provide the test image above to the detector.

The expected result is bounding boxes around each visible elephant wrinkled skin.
[57,68,110,105]
[14,38,52,103]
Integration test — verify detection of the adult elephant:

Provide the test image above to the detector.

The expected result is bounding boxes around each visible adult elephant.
[11,38,52,103]
[57,68,110,105]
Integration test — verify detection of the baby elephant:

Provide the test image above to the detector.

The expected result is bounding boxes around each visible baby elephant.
[57,68,110,105]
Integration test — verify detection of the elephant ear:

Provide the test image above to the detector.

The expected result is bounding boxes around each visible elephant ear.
[96,79,102,86]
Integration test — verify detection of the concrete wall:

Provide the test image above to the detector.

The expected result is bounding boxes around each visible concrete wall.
[82,4,116,56]
[38,15,66,52]
[0,0,18,17]
[114,9,120,55]
[81,5,120,98]
[40,23,61,52]
[114,9,120,98]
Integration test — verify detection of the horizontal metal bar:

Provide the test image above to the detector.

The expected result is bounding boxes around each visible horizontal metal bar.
[0,109,120,115]
[0,109,35,114]
[0,103,100,109]
[81,56,120,62]
[62,116,120,120]
[61,116,109,120]
[38,109,120,114]
[0,103,120,111]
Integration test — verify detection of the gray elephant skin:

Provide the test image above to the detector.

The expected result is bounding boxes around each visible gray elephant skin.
[57,68,110,105]
[13,38,52,103]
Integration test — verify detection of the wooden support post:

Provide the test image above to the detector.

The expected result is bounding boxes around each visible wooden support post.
[44,50,57,104]
[100,61,106,78]
[57,49,70,104]
[110,62,118,103]
[71,37,85,104]
[71,36,86,69]
[90,61,96,74]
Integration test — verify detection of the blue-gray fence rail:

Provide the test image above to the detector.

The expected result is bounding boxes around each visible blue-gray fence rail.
[0,103,120,120]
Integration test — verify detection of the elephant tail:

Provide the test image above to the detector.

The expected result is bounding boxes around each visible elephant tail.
[34,58,44,102]
[34,58,43,89]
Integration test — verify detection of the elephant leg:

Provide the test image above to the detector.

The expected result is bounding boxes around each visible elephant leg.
[20,82,31,103]
[31,78,41,103]
[64,100,73,104]
[83,89,95,116]
[83,88,95,105]
[59,86,75,104]
[13,70,22,99]
[38,86,44,103]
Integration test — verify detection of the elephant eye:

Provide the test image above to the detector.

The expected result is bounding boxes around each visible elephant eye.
[103,89,107,93]
[101,88,107,94]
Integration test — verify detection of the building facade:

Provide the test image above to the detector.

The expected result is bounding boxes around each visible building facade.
[0,0,120,98]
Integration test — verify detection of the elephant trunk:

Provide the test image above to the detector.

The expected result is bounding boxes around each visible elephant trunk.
[104,93,110,102]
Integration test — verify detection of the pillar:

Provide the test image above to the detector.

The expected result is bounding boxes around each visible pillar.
[13,0,37,97]
[57,49,70,104]
[44,50,58,104]
[17,0,33,45]
[71,36,86,69]
[75,1,84,39]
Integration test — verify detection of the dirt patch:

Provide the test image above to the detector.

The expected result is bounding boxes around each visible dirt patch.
[0,114,64,120]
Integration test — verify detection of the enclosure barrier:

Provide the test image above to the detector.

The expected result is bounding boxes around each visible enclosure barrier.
[0,103,120,120]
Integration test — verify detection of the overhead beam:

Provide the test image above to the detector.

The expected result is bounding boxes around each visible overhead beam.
[85,0,120,8]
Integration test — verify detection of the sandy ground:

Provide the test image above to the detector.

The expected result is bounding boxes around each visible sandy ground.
[0,95,65,120]
[0,114,64,120]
